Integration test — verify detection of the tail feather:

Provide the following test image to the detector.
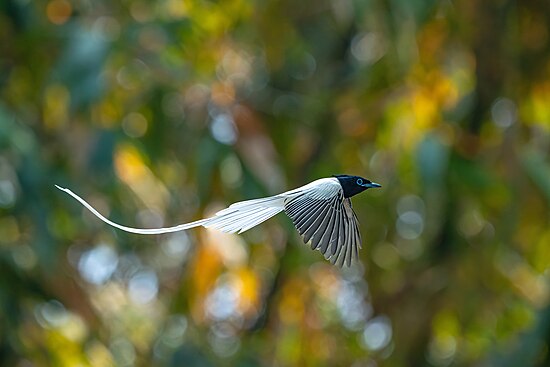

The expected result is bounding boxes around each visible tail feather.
[55,185,208,234]
[238,207,282,233]
[215,196,284,215]
[55,185,285,235]
[204,196,285,234]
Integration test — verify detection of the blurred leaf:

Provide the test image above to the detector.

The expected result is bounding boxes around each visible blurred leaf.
[521,149,550,205]
[53,25,109,109]
[416,132,450,189]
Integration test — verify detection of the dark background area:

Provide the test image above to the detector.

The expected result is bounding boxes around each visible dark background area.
[1,0,550,366]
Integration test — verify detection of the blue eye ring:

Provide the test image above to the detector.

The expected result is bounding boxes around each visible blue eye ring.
[357,178,363,186]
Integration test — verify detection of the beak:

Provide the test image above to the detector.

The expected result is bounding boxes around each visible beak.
[368,182,382,188]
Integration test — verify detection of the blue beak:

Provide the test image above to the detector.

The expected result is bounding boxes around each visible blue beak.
[368,182,381,188]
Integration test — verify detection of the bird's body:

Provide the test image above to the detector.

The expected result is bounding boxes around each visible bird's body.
[56,175,380,267]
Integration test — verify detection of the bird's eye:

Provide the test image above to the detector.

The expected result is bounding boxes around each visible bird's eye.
[356,178,363,186]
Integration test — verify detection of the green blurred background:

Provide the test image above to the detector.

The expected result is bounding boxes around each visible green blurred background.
[1,0,550,366]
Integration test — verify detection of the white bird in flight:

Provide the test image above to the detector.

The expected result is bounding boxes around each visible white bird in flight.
[56,175,381,267]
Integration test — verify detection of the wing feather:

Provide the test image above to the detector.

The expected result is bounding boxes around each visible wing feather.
[353,221,361,261]
[287,198,316,227]
[311,197,338,251]
[303,201,332,247]
[351,211,361,261]
[333,207,345,257]
[331,209,346,265]
[345,213,353,267]
[293,200,329,234]
[326,207,341,259]
[318,208,337,256]
[338,213,349,267]
[301,200,332,244]
[349,200,363,262]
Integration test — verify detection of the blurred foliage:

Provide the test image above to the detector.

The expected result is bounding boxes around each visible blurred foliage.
[1,0,550,366]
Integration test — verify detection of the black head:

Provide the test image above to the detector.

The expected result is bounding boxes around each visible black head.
[334,175,381,198]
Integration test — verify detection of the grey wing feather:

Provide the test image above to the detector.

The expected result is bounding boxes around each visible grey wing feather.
[302,200,333,244]
[284,180,363,267]
[310,197,338,251]
[331,208,346,265]
[316,208,335,255]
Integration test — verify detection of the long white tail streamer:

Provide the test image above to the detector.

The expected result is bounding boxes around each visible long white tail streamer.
[55,185,285,235]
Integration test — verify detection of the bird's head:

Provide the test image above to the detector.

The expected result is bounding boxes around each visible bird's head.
[334,175,381,198]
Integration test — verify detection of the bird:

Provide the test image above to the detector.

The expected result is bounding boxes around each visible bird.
[55,175,381,267]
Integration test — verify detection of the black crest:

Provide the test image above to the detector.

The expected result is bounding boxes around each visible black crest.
[334,175,380,198]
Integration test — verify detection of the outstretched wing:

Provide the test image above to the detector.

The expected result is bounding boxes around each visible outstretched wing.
[283,178,362,267]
